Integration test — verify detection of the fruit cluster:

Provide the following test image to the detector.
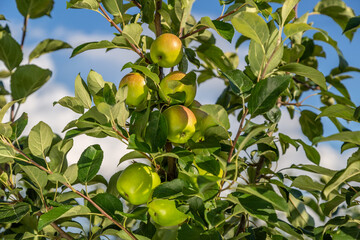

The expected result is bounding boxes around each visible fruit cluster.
[116,33,222,227]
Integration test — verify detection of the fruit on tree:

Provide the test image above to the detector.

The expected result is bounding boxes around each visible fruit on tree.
[189,101,217,141]
[147,199,188,227]
[162,105,197,144]
[160,71,196,106]
[119,72,148,107]
[116,163,160,205]
[150,33,183,68]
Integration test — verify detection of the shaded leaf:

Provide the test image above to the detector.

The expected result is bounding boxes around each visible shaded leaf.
[28,121,53,158]
[78,144,103,183]
[248,75,290,117]
[278,63,326,90]
[0,202,30,223]
[29,39,72,62]
[11,65,52,100]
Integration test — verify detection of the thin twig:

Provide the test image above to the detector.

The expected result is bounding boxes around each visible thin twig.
[4,139,138,240]
[227,108,248,164]
[36,212,74,240]
[98,4,145,59]
[180,3,246,39]
[132,0,142,9]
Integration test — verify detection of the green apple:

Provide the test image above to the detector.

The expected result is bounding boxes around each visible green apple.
[147,199,188,227]
[162,105,197,144]
[116,163,160,205]
[189,101,217,141]
[160,71,196,106]
[119,72,148,107]
[150,33,183,68]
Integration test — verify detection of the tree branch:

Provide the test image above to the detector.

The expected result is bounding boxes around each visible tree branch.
[227,108,248,164]
[4,139,138,240]
[98,4,145,60]
[180,3,246,39]
[132,0,142,9]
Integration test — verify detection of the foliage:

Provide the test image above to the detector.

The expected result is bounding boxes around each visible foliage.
[0,0,360,239]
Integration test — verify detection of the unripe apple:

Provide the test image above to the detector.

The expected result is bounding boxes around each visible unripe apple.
[160,71,196,106]
[162,105,197,144]
[147,199,188,227]
[119,73,148,107]
[150,33,183,68]
[116,163,160,205]
[189,101,217,141]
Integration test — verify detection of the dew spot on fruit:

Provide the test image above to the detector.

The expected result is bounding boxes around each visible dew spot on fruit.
[125,193,129,198]
[154,212,157,216]
[181,132,186,137]
[158,56,162,60]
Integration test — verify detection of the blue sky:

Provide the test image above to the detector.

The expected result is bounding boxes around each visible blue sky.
[1,1,360,175]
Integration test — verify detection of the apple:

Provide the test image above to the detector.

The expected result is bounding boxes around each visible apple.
[147,199,188,227]
[160,71,196,106]
[162,105,197,144]
[189,101,217,141]
[116,163,160,205]
[150,33,183,68]
[119,72,148,107]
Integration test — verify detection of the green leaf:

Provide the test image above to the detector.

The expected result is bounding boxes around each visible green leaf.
[144,111,168,152]
[318,104,355,121]
[118,151,145,165]
[122,23,143,46]
[122,62,160,84]
[55,96,85,114]
[184,48,200,68]
[88,193,123,222]
[343,16,360,34]
[299,110,323,143]
[20,165,48,190]
[87,70,105,95]
[0,15,6,21]
[231,11,269,45]
[221,69,252,95]
[49,139,73,173]
[152,179,186,199]
[29,39,72,62]
[28,121,53,158]
[75,74,92,109]
[322,160,360,198]
[281,0,300,27]
[0,202,30,223]
[314,0,355,40]
[297,139,320,165]
[199,104,230,130]
[287,193,314,228]
[0,142,15,164]
[197,44,233,72]
[16,0,54,19]
[0,31,23,71]
[70,40,120,58]
[38,205,90,231]
[102,0,123,19]
[248,75,290,117]
[0,100,18,122]
[11,65,52,100]
[66,0,99,10]
[316,131,360,145]
[77,144,103,183]
[237,185,288,212]
[200,17,234,42]
[291,175,324,192]
[278,63,326,90]
[284,23,323,39]
[64,164,78,184]
[10,112,28,140]
[313,32,348,70]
